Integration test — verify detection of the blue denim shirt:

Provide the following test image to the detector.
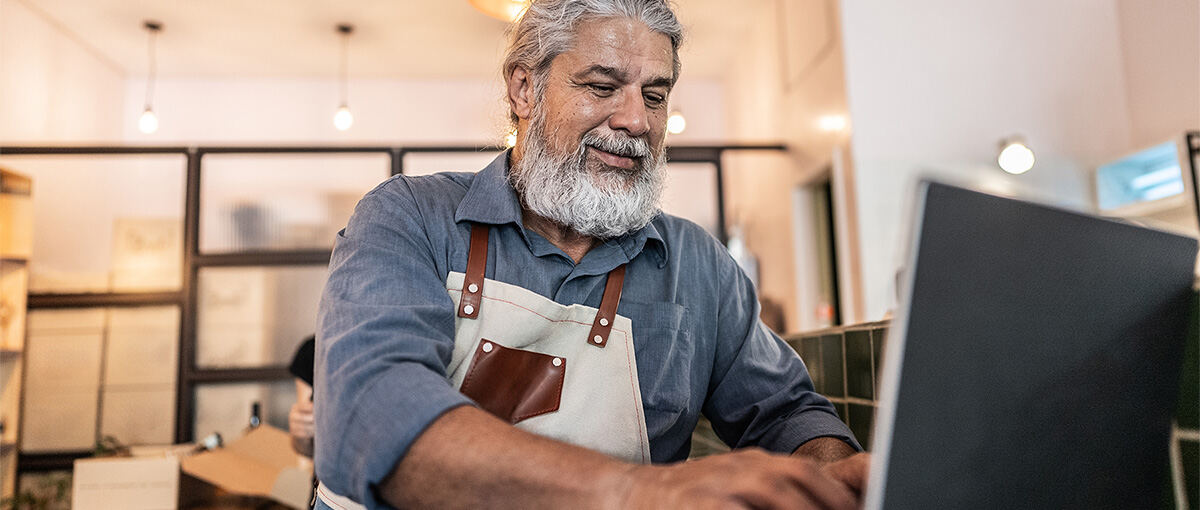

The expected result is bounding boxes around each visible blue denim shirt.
[315,151,859,507]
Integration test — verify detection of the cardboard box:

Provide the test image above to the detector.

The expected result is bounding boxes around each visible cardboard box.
[181,426,313,509]
[72,426,312,509]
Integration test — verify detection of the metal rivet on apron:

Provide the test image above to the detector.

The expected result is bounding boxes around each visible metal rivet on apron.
[482,341,493,353]
[552,357,562,367]
[464,304,475,315]
[599,317,609,327]
[593,335,603,344]
[468,283,478,293]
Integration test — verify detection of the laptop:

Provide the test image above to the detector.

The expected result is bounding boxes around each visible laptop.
[865,181,1199,509]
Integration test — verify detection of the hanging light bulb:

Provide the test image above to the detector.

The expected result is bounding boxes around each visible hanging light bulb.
[997,136,1035,174]
[504,128,517,148]
[138,21,162,134]
[333,24,355,131]
[667,110,687,135]
[139,108,159,134]
[334,105,354,131]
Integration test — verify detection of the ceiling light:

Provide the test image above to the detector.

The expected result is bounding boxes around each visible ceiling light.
[505,129,517,148]
[138,21,162,134]
[667,111,687,135]
[997,137,1035,175]
[469,0,531,22]
[334,24,354,131]
[818,114,847,132]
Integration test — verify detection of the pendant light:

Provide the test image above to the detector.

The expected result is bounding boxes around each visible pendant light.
[666,110,687,135]
[138,21,162,134]
[333,24,355,131]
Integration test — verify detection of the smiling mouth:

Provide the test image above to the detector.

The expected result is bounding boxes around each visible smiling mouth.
[587,145,638,170]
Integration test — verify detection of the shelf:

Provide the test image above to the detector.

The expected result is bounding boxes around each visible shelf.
[17,451,91,472]
[0,349,19,362]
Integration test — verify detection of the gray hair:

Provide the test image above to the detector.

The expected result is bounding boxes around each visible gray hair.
[502,0,685,127]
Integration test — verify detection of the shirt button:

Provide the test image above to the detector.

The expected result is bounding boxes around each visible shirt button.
[552,357,562,367]
[463,304,475,315]
[482,341,493,353]
[468,283,479,293]
[593,335,603,344]
[599,317,609,327]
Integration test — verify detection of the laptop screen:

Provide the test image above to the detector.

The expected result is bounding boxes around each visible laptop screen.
[866,181,1198,509]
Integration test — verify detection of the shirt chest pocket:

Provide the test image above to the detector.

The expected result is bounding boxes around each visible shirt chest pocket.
[625,301,694,416]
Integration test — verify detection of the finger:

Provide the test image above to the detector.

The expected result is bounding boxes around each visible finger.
[732,477,823,510]
[779,459,857,510]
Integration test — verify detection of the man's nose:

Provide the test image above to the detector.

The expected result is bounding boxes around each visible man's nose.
[608,90,650,137]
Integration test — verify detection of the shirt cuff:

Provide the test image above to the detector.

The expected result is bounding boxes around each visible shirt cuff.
[754,407,864,454]
[333,362,474,508]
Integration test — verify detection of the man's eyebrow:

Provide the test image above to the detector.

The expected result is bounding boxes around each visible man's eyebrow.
[574,65,674,89]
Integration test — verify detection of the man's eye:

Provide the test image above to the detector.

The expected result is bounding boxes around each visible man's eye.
[644,94,665,107]
[589,84,616,95]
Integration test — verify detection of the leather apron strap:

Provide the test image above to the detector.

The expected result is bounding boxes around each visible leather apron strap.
[587,264,626,348]
[457,224,489,319]
[458,223,628,348]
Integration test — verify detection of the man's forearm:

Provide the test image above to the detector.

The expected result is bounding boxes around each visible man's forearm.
[379,405,634,509]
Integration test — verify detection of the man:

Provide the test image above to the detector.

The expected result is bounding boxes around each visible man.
[315,1,870,508]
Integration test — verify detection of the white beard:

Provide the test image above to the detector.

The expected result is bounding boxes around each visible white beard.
[509,111,667,240]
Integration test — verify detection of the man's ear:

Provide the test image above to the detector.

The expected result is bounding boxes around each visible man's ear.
[506,66,535,120]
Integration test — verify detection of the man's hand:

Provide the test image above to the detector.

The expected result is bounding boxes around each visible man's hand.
[792,437,871,497]
[288,398,315,457]
[820,453,870,497]
[615,448,860,510]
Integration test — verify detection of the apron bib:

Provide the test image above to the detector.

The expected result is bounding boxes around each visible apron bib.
[318,224,650,509]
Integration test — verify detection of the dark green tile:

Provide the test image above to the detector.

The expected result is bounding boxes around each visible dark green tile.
[848,404,875,451]
[845,330,873,400]
[820,334,844,398]
[1176,291,1199,429]
[1184,439,1199,510]
[872,327,888,391]
[801,336,822,394]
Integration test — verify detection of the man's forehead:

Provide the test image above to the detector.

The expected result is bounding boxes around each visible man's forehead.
[557,17,675,85]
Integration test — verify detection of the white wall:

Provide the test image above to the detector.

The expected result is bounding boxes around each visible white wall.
[0,0,125,143]
[840,0,1134,320]
[722,0,857,332]
[1115,0,1200,149]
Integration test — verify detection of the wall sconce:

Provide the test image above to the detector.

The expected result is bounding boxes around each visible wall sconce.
[998,136,1035,175]
[138,21,162,134]
[333,24,355,131]
[818,114,847,132]
[667,111,687,135]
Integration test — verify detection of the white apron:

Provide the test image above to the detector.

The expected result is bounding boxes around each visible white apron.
[318,224,650,509]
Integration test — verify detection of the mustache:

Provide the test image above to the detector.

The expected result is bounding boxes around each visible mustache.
[581,131,652,161]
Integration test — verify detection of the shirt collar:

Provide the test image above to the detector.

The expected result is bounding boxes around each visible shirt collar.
[454,150,668,267]
[453,150,525,228]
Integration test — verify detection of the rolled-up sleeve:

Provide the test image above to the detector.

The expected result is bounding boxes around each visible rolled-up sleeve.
[702,256,862,454]
[315,178,472,507]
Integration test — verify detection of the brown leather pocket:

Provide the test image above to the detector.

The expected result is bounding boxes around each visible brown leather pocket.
[459,339,565,424]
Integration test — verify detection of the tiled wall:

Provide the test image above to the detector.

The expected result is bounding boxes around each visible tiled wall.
[784,321,889,451]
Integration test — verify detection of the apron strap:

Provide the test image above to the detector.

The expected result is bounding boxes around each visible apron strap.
[458,224,489,319]
[587,263,626,348]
